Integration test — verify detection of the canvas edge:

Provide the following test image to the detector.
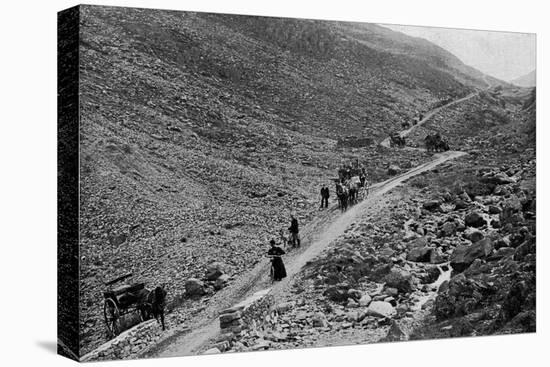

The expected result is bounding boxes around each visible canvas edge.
[57,4,81,362]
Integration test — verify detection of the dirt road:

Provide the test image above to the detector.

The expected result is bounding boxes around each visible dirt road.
[381,92,478,148]
[146,150,466,358]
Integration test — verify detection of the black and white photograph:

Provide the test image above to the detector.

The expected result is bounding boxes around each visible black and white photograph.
[54,3,540,362]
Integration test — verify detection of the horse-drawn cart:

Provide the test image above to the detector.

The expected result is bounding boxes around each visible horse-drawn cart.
[103,273,148,338]
[390,133,406,148]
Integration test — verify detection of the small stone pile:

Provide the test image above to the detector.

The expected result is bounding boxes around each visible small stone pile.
[219,306,245,334]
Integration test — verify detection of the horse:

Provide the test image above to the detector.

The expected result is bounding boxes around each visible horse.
[138,286,167,330]
[347,180,359,205]
[425,133,449,152]
[336,183,348,212]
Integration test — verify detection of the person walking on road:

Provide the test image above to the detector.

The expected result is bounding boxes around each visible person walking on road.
[288,214,301,248]
[268,239,287,282]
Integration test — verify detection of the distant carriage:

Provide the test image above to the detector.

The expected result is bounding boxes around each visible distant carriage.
[389,133,406,148]
[424,133,450,152]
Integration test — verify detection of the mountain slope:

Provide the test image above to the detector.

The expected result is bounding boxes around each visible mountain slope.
[77,5,497,353]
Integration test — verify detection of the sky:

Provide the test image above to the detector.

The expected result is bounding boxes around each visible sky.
[381,24,536,82]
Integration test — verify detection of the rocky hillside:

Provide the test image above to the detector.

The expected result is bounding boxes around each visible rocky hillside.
[77,5,497,353]
[199,86,535,354]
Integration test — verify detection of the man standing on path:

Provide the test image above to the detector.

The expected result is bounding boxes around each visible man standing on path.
[320,186,330,209]
[289,213,300,248]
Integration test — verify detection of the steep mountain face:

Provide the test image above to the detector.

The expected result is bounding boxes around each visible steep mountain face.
[77,5,496,353]
[511,70,536,87]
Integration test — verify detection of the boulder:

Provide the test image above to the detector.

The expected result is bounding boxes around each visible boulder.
[441,221,457,237]
[324,284,350,302]
[206,262,226,281]
[358,294,372,307]
[488,205,502,214]
[219,311,242,327]
[275,301,296,313]
[464,212,487,228]
[420,266,441,284]
[514,239,536,261]
[429,247,446,264]
[185,278,205,296]
[423,200,440,212]
[312,312,328,327]
[433,274,486,320]
[387,165,400,176]
[409,236,428,249]
[492,247,516,260]
[481,172,516,185]
[464,228,484,243]
[367,301,396,318]
[383,268,414,293]
[406,246,432,262]
[214,274,230,290]
[385,287,399,297]
[450,239,494,273]
[347,288,363,300]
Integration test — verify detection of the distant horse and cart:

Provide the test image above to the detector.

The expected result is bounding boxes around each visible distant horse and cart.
[424,132,450,152]
[334,165,370,212]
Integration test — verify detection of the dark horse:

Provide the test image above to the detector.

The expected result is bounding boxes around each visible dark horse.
[336,183,348,212]
[138,286,167,330]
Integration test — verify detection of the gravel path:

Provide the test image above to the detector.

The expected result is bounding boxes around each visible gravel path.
[380,92,479,148]
[146,150,466,358]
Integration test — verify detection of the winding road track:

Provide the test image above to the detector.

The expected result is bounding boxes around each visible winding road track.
[135,88,481,359]
[380,92,478,148]
[145,151,465,358]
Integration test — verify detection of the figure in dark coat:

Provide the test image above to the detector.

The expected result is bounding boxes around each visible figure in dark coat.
[268,240,287,281]
[288,214,300,248]
[320,186,330,208]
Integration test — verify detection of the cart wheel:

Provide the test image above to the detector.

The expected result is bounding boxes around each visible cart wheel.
[104,298,121,338]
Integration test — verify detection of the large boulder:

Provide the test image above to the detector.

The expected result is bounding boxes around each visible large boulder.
[387,165,400,176]
[383,268,414,293]
[433,274,486,320]
[206,262,226,281]
[423,200,440,212]
[185,278,206,296]
[367,301,396,318]
[481,172,516,185]
[450,239,494,273]
[514,238,536,261]
[464,228,484,243]
[464,212,487,228]
[406,246,432,262]
[358,293,372,307]
[419,266,441,284]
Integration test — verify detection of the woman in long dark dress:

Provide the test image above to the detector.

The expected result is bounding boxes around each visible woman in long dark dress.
[268,239,287,281]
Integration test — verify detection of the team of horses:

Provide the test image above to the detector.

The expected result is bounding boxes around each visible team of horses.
[424,133,450,152]
[335,176,369,212]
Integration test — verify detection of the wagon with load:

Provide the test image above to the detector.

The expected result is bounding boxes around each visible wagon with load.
[102,273,167,338]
